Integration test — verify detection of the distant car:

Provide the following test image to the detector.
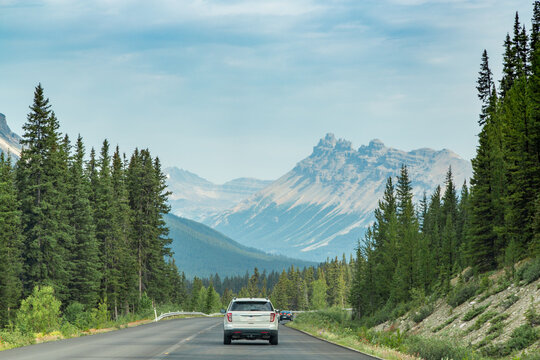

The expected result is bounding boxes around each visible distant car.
[223,297,279,345]
[279,310,293,321]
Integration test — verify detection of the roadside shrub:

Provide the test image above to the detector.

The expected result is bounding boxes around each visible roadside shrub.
[16,286,62,334]
[525,300,540,326]
[476,330,503,350]
[324,307,351,325]
[517,258,540,284]
[479,274,492,293]
[93,300,109,329]
[432,314,458,333]
[412,304,434,323]
[60,322,78,337]
[463,303,490,322]
[0,329,34,349]
[405,335,475,360]
[462,267,475,282]
[468,310,497,332]
[506,324,539,352]
[448,282,478,307]
[391,302,412,319]
[484,324,540,357]
[136,292,153,315]
[500,293,519,310]
[520,352,540,360]
[63,302,96,330]
[373,328,405,349]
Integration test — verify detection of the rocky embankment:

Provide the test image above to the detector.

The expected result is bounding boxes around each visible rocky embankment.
[375,260,540,358]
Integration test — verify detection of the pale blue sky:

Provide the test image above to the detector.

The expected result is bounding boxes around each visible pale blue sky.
[0,0,534,183]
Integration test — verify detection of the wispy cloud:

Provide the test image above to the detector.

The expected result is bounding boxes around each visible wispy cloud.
[0,0,535,182]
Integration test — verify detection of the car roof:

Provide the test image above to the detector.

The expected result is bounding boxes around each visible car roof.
[232,297,270,302]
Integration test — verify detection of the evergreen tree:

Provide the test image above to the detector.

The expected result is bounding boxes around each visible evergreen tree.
[310,269,327,310]
[127,150,172,300]
[469,84,501,271]
[67,136,101,307]
[501,74,535,257]
[93,140,120,308]
[247,267,260,297]
[392,165,419,303]
[270,270,290,310]
[111,146,137,315]
[501,33,516,98]
[440,167,458,289]
[477,50,493,125]
[0,153,23,326]
[204,284,220,314]
[16,84,70,301]
[371,177,398,308]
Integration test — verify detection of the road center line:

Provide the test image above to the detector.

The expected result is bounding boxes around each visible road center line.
[151,321,221,359]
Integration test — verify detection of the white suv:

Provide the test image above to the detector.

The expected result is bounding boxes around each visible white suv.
[223,297,279,345]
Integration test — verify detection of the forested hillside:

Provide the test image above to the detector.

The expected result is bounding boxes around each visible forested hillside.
[165,213,315,278]
[0,84,184,327]
[349,2,539,321]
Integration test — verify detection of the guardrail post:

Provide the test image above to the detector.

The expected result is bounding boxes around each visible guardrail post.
[154,307,158,322]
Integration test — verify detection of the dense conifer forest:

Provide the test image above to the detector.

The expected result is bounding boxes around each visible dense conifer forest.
[0,84,186,328]
[348,2,539,322]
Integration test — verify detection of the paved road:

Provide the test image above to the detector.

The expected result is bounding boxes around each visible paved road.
[0,318,376,360]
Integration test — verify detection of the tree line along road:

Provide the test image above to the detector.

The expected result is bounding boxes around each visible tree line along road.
[0,317,377,360]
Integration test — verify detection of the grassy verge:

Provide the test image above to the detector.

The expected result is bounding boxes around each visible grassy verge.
[288,309,540,360]
[0,311,204,351]
[287,309,488,360]
[287,309,419,360]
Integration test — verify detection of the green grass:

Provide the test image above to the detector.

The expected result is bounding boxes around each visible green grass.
[0,303,197,351]
[289,310,481,360]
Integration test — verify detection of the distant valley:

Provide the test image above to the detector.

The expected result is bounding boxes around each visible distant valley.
[165,213,315,278]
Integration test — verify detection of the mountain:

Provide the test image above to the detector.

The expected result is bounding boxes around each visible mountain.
[165,167,272,221]
[206,134,473,261]
[0,113,21,158]
[165,213,315,278]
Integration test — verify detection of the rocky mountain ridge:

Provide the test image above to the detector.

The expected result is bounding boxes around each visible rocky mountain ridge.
[206,133,473,261]
[0,113,21,158]
[165,167,272,221]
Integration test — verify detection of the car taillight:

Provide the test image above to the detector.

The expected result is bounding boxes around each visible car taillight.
[227,313,232,322]
[270,313,276,322]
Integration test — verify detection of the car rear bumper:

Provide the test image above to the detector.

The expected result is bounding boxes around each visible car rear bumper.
[225,329,278,340]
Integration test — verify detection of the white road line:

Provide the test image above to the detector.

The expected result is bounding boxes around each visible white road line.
[151,321,221,359]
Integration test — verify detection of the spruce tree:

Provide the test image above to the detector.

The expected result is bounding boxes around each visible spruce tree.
[16,84,70,300]
[477,50,493,125]
[67,136,101,307]
[440,167,458,288]
[392,165,419,303]
[501,33,516,98]
[0,153,23,326]
[111,146,137,315]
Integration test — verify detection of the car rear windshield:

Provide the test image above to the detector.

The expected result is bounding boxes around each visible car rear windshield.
[230,301,273,311]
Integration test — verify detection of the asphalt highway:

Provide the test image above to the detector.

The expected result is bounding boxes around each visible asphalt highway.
[0,317,376,360]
